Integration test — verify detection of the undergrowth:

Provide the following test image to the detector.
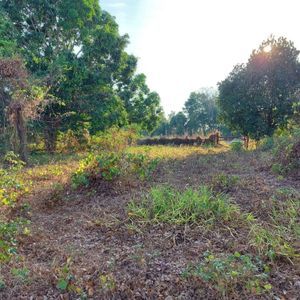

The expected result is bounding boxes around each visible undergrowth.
[128,186,241,225]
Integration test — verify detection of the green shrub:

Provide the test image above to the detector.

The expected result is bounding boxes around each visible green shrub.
[0,219,29,262]
[258,137,274,151]
[182,251,271,297]
[230,140,244,152]
[90,127,138,153]
[128,186,240,225]
[272,129,300,176]
[71,152,159,188]
[0,168,28,206]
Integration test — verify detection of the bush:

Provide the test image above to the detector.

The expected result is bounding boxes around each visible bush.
[272,129,300,176]
[90,127,138,153]
[128,186,240,225]
[258,137,274,151]
[71,152,159,188]
[230,140,243,152]
[182,251,271,297]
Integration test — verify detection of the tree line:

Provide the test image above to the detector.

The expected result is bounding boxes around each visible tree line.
[155,36,300,143]
[0,0,163,161]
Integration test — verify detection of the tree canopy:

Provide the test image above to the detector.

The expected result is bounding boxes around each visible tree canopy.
[218,36,300,141]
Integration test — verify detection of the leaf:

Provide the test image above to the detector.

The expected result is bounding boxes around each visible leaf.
[57,279,68,291]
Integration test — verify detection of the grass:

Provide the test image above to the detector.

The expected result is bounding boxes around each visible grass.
[127,142,229,160]
[128,185,241,225]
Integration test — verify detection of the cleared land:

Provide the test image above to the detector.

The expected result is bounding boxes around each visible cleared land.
[1,144,300,299]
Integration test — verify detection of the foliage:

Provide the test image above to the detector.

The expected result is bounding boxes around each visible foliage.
[0,1,162,152]
[271,128,300,176]
[0,218,29,262]
[184,88,219,135]
[249,224,297,260]
[72,151,159,188]
[230,140,244,152]
[0,168,28,206]
[128,186,240,225]
[183,251,271,297]
[218,36,300,141]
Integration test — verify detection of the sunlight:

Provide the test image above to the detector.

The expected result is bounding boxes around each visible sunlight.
[263,44,272,52]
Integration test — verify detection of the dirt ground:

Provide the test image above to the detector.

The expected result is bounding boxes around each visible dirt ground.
[1,147,300,300]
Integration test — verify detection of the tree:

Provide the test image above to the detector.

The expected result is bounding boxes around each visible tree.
[218,36,300,143]
[0,58,42,161]
[169,112,187,135]
[184,88,218,135]
[0,1,162,151]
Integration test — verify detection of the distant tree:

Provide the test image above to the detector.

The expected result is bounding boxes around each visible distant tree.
[184,88,218,135]
[169,112,187,135]
[218,36,300,144]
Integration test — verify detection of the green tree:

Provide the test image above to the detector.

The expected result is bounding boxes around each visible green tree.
[218,36,300,143]
[184,88,218,135]
[0,0,162,151]
[169,112,187,135]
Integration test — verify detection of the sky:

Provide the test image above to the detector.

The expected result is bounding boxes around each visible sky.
[100,0,300,114]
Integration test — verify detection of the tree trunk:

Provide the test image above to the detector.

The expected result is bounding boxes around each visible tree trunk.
[44,125,57,153]
[15,107,28,163]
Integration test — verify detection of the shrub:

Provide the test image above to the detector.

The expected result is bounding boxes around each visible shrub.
[230,140,244,152]
[182,251,271,297]
[71,152,159,188]
[90,127,138,153]
[128,186,240,225]
[0,168,28,206]
[272,129,300,176]
[0,218,30,262]
[258,137,274,151]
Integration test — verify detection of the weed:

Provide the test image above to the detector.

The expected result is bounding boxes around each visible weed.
[182,251,271,297]
[249,224,297,260]
[11,268,30,283]
[211,173,239,193]
[128,186,240,225]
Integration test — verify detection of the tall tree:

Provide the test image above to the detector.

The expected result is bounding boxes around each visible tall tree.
[218,36,300,142]
[0,0,162,151]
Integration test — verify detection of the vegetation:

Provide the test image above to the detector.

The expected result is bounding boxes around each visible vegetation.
[0,1,299,299]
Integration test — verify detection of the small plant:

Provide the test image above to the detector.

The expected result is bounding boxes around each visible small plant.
[2,151,25,170]
[211,173,239,193]
[271,163,285,175]
[128,185,240,225]
[230,140,244,152]
[182,251,271,297]
[0,218,29,262]
[11,267,30,283]
[249,224,297,260]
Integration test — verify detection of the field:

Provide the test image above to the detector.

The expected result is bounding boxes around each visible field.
[0,143,299,299]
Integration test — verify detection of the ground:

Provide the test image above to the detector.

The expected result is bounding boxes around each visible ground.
[1,144,299,299]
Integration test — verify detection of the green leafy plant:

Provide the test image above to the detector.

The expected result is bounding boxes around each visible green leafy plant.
[182,251,271,297]
[128,186,240,225]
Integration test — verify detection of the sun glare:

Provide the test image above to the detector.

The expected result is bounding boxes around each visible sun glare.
[263,45,272,53]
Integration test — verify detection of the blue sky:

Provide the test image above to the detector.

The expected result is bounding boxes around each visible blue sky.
[100,0,300,114]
